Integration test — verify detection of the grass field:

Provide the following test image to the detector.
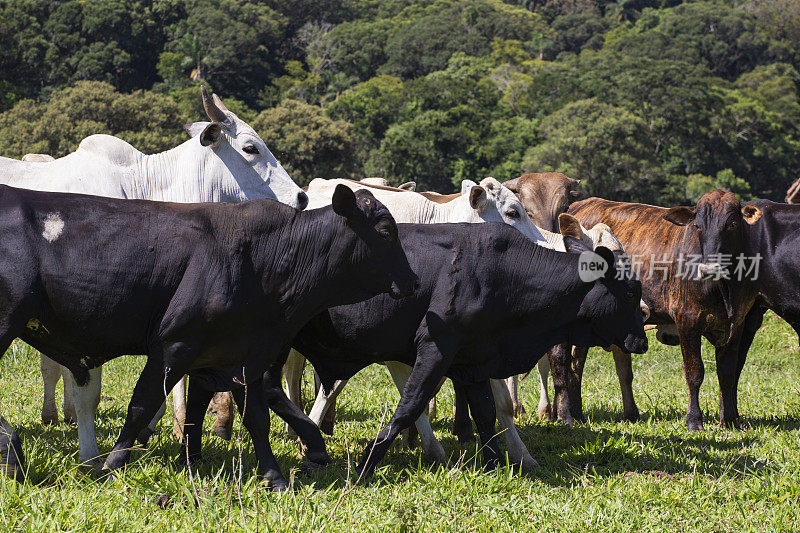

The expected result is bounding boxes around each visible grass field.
[1,311,799,531]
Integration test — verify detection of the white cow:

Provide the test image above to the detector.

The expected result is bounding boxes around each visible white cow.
[0,86,307,465]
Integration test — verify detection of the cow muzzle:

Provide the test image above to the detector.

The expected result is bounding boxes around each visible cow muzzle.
[623,333,648,354]
[697,262,726,280]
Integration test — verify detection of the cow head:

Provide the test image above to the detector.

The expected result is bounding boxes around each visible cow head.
[184,87,308,209]
[330,185,419,301]
[662,190,762,280]
[504,173,582,233]
[563,236,648,354]
[459,178,545,243]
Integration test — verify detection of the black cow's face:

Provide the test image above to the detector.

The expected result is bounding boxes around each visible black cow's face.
[663,190,762,280]
[565,238,648,354]
[331,185,419,301]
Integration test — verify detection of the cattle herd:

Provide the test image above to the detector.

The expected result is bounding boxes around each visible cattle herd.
[0,87,796,493]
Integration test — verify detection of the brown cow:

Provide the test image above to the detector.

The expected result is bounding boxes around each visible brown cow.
[504,173,581,233]
[566,191,761,431]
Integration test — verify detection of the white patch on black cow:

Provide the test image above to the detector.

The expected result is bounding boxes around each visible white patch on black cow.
[42,212,64,242]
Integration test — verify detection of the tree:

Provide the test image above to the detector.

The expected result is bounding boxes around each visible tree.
[251,99,357,185]
[0,81,185,158]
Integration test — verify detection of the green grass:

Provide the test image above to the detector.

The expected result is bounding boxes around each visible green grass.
[1,312,800,531]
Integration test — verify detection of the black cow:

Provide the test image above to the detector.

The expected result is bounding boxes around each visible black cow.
[729,200,800,416]
[181,222,647,479]
[0,184,417,489]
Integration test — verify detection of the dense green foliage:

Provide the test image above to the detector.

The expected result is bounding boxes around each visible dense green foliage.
[2,313,800,529]
[1,0,799,200]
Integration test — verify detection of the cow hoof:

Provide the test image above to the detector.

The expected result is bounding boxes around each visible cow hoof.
[401,427,419,449]
[136,427,154,447]
[79,456,103,469]
[537,403,553,421]
[63,414,77,426]
[41,411,59,426]
[304,449,331,466]
[520,455,539,473]
[174,452,202,468]
[264,474,290,492]
[623,408,640,423]
[299,459,328,475]
[423,446,447,465]
[212,425,232,441]
[721,418,740,430]
[686,419,704,432]
[319,420,334,436]
[513,402,528,419]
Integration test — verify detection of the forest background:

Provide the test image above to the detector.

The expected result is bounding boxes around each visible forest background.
[1,0,799,203]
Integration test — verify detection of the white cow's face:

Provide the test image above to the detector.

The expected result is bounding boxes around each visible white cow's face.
[460,177,544,242]
[185,92,308,209]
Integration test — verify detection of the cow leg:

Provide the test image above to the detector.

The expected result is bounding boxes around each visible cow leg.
[72,366,102,465]
[231,382,288,491]
[283,349,306,436]
[0,415,24,482]
[41,355,61,425]
[62,366,77,424]
[568,346,589,422]
[384,361,446,464]
[733,306,765,418]
[262,366,330,466]
[677,326,704,432]
[536,354,552,420]
[506,375,527,418]
[611,346,639,422]
[313,371,338,435]
[170,377,187,441]
[138,401,166,446]
[209,392,234,441]
[308,378,348,431]
[452,384,475,443]
[178,376,215,466]
[549,343,576,425]
[715,329,743,429]
[357,339,452,478]
[104,358,184,472]
[461,380,501,469]
[489,379,537,472]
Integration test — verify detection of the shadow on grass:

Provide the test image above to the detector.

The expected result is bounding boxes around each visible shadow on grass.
[10,401,800,491]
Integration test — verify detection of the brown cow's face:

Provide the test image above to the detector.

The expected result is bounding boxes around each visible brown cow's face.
[663,190,761,280]
[504,173,581,233]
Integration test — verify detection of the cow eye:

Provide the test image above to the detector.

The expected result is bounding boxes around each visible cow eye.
[506,209,520,219]
[378,228,395,242]
[727,220,738,229]
[243,144,259,155]
[625,290,634,301]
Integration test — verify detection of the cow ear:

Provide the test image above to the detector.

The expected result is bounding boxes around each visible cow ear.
[594,246,616,279]
[741,204,763,225]
[331,184,359,220]
[468,185,488,212]
[199,122,224,147]
[563,235,591,254]
[184,122,210,138]
[663,206,696,226]
[558,213,584,240]
[398,181,416,191]
[460,179,477,195]
[503,177,519,193]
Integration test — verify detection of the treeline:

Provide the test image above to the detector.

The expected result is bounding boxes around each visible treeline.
[1,0,799,202]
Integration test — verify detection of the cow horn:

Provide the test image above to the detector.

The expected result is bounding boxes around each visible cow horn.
[212,93,230,113]
[201,86,228,123]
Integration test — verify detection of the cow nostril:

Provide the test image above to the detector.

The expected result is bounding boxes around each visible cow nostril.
[414,280,421,290]
[297,191,308,210]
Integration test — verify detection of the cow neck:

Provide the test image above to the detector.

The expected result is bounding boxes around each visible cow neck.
[134,140,204,202]
[252,206,355,327]
[509,241,589,320]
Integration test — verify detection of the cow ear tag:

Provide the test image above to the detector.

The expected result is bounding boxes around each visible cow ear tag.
[741,205,763,225]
